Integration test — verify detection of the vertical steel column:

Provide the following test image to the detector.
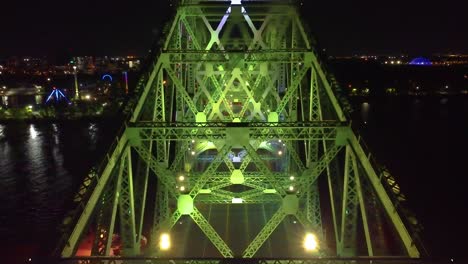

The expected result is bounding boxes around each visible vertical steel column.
[118,147,139,255]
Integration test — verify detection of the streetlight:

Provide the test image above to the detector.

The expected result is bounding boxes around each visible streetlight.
[159,233,171,250]
[303,233,318,251]
[73,66,79,100]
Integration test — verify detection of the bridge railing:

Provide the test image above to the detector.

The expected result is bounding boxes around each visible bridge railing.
[304,1,426,250]
[350,120,428,256]
[53,41,166,256]
[54,257,454,264]
[54,6,184,253]
[53,121,129,256]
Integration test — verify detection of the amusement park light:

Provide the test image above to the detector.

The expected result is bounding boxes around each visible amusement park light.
[180,186,186,192]
[278,150,283,156]
[303,233,318,251]
[178,175,185,181]
[289,176,295,181]
[288,185,294,192]
[159,233,171,250]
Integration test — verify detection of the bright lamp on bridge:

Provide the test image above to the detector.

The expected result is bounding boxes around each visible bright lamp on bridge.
[159,233,171,250]
[303,233,318,251]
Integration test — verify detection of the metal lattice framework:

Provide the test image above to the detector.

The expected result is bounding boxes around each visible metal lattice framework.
[57,0,423,261]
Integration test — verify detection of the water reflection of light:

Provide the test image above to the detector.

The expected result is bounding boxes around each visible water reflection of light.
[361,102,370,124]
[89,123,99,147]
[27,124,46,186]
[52,123,59,145]
[0,138,14,207]
[411,98,423,120]
[30,124,38,139]
[3,122,72,237]
[0,124,4,139]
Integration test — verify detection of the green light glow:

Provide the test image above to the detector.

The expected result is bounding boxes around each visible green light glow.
[177,195,194,215]
[60,0,422,259]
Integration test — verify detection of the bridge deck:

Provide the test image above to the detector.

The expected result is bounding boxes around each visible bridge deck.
[57,257,451,264]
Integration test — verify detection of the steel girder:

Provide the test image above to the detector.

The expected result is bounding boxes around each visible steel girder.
[58,257,437,264]
[59,0,421,260]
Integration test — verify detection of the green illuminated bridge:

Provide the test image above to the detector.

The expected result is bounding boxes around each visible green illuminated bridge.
[55,0,429,263]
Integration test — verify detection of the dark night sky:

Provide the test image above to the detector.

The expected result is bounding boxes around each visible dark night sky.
[1,0,467,58]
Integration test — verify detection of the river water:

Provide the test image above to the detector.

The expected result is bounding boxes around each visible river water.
[0,119,121,258]
[0,96,466,259]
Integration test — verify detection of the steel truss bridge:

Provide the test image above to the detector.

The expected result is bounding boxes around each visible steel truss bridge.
[57,258,448,264]
[55,0,426,263]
